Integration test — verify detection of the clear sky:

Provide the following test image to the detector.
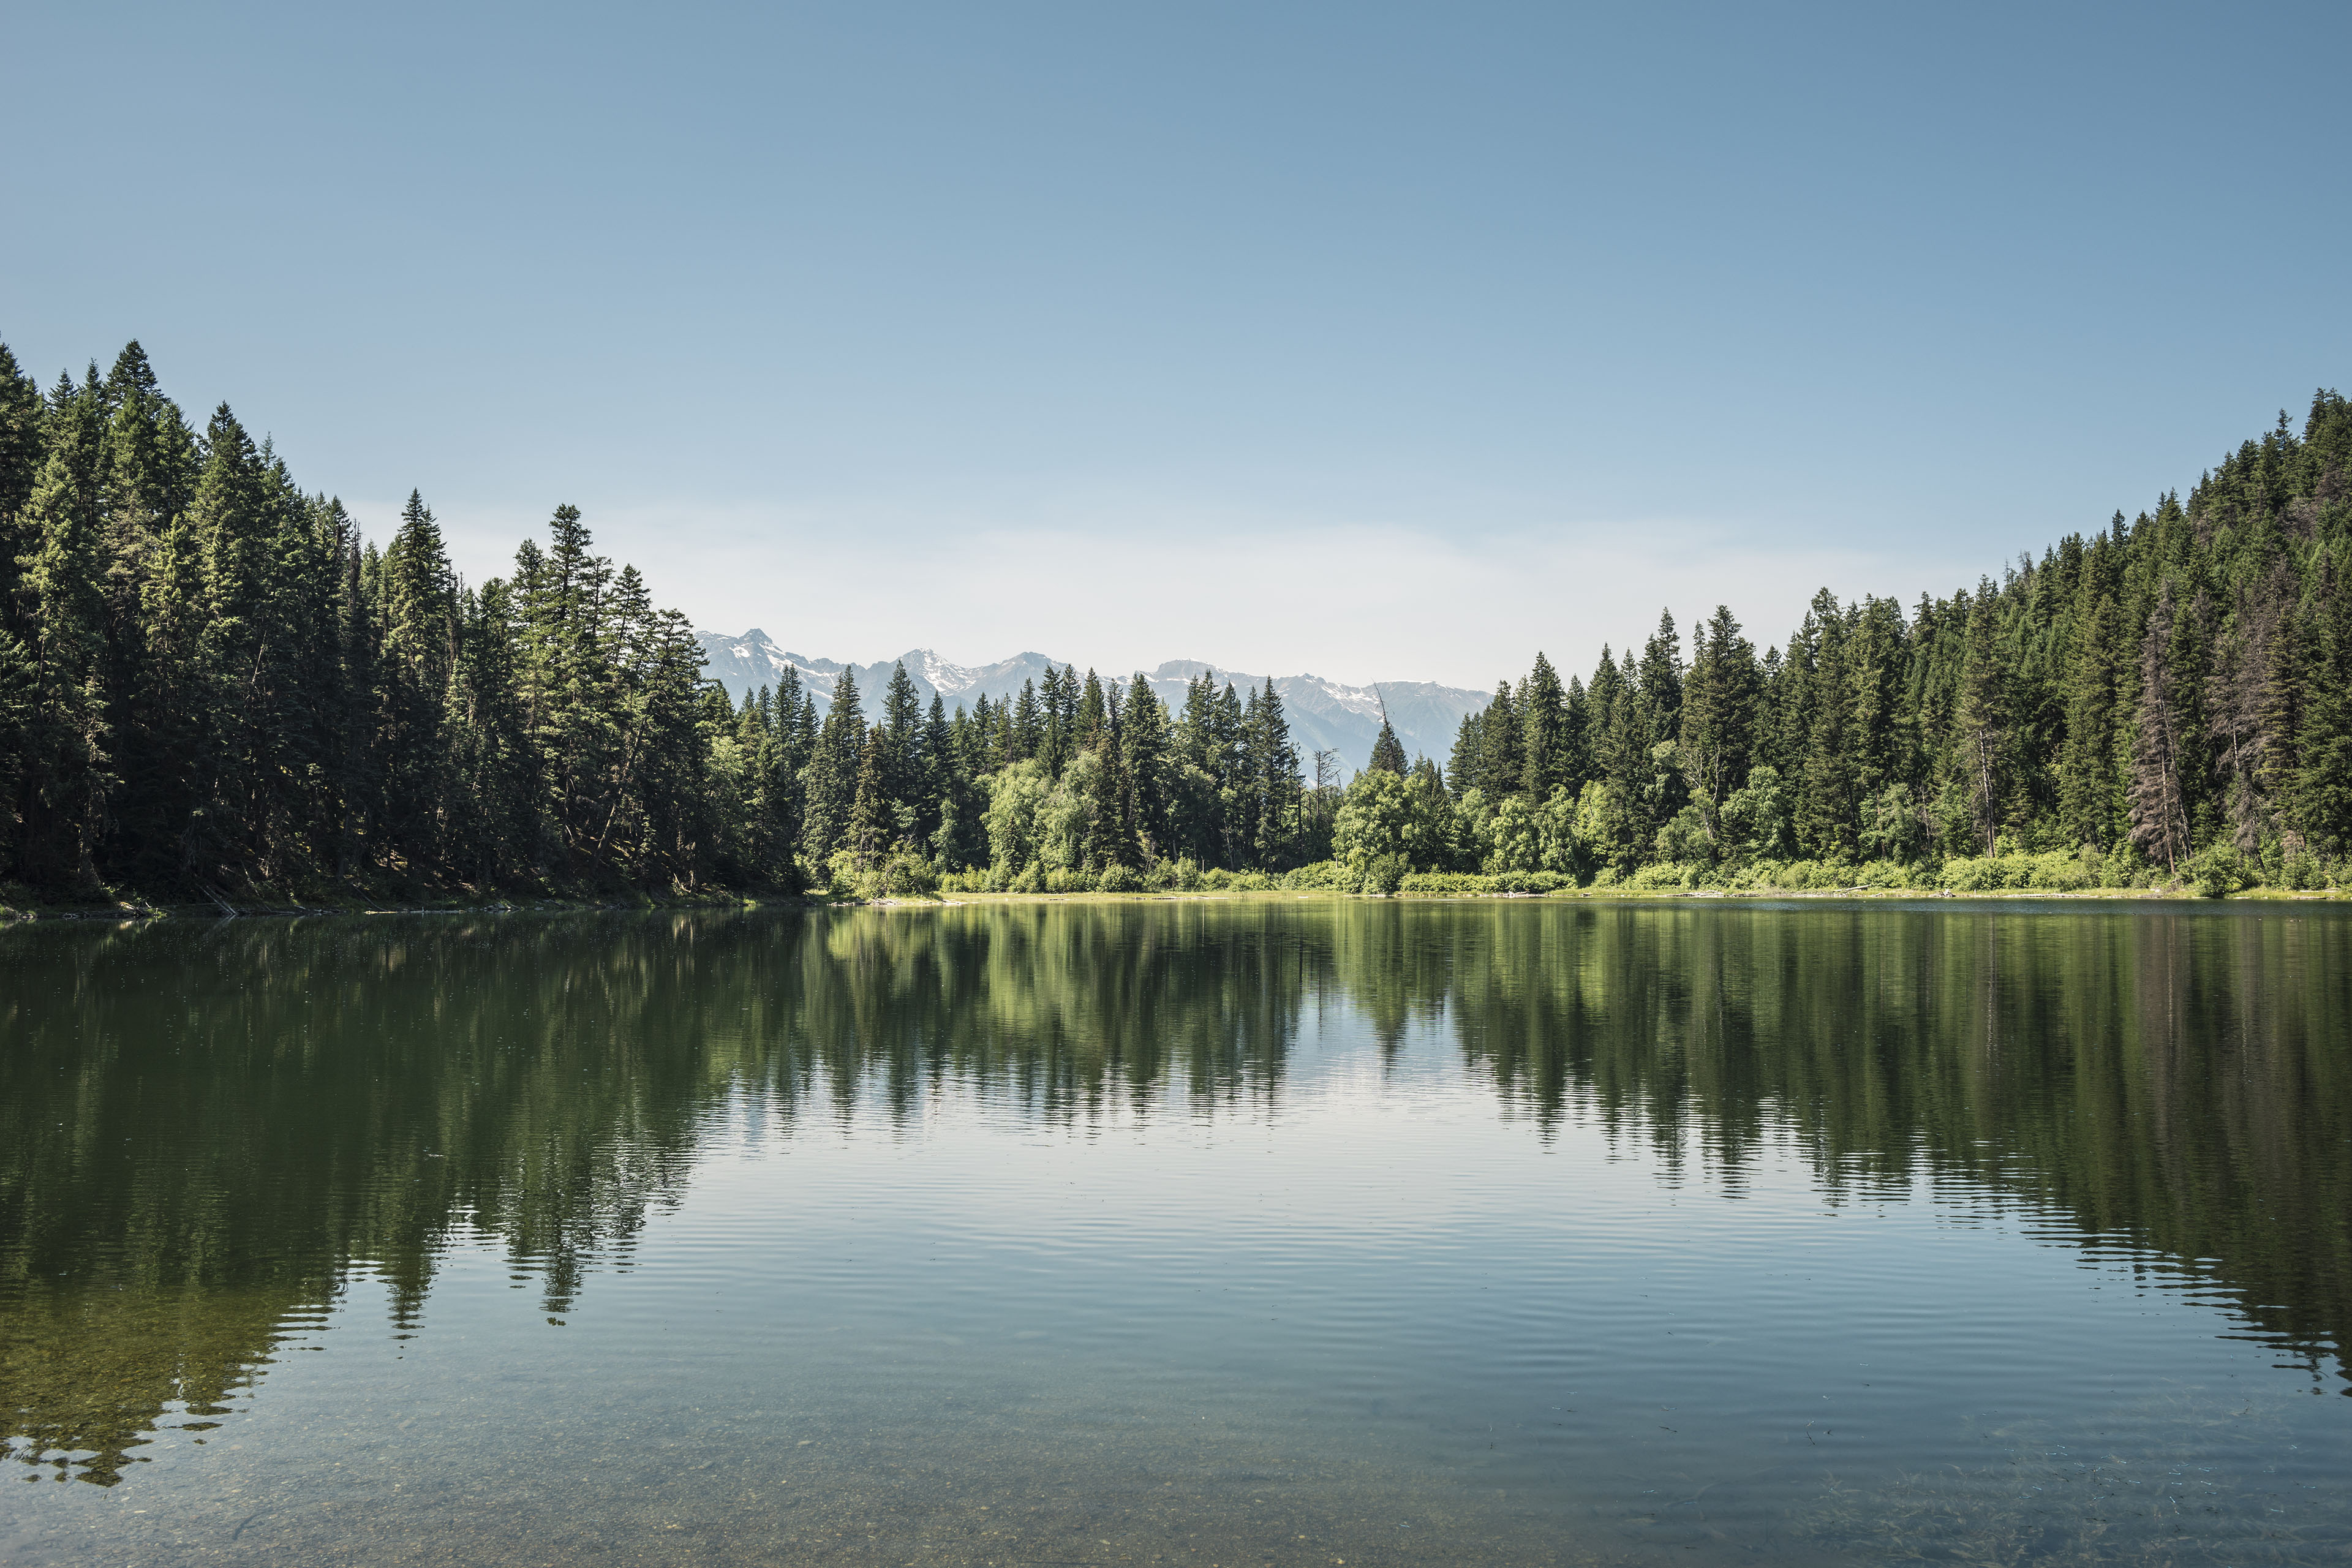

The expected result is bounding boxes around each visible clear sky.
[6,2,2346,688]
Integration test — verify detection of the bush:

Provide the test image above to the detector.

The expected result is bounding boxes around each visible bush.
[1941,854,2007,891]
[1045,866,1097,894]
[2280,847,2326,891]
[1008,860,1045,894]
[1399,870,1493,895]
[1939,851,2096,892]
[1361,854,1408,896]
[1625,861,1690,889]
[1282,860,1354,891]
[1096,863,1141,894]
[2188,844,2248,899]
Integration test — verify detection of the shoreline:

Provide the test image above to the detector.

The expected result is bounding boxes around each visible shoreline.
[11,883,2335,924]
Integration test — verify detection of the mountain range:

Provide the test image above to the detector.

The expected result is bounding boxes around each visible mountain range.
[696,630,1486,779]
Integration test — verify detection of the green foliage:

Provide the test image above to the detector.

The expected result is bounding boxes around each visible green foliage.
[1436,390,2352,898]
[1940,850,2102,892]
[9,339,2347,907]
[2187,843,2249,899]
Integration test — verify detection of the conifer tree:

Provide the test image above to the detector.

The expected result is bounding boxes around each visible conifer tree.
[1679,606,1757,837]
[1121,673,1168,861]
[880,660,924,814]
[1517,654,1567,800]
[846,723,889,870]
[1369,710,1408,775]
[1479,677,1521,797]
[2058,584,2122,850]
[380,491,456,866]
[2128,587,2191,873]
[801,666,862,863]
[1953,588,2009,855]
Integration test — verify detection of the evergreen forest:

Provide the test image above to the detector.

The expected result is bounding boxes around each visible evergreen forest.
[1,339,2346,904]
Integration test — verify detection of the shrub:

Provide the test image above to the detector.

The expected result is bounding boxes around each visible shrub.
[1096,863,1141,894]
[1940,855,2005,891]
[1400,870,1493,895]
[1283,860,1354,891]
[1361,854,1408,896]
[2024,851,2095,892]
[1624,861,1689,890]
[1940,851,2096,892]
[2280,847,2326,891]
[2188,843,2248,899]
[1009,860,1045,894]
[1045,866,1097,894]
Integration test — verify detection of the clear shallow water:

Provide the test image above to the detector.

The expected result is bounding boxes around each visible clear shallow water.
[2,898,2347,1566]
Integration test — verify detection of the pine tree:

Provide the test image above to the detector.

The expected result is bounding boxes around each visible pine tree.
[1679,606,1757,837]
[1012,678,1041,762]
[1121,673,1167,861]
[1447,710,1483,795]
[846,723,889,870]
[15,383,111,886]
[380,491,456,867]
[880,660,925,824]
[1518,653,1568,799]
[1797,591,1855,857]
[1244,679,1301,867]
[2057,583,2122,850]
[1369,708,1408,775]
[2128,586,2191,873]
[0,344,45,637]
[801,665,862,862]
[1953,587,2008,855]
[2294,561,2352,853]
[1479,677,1521,797]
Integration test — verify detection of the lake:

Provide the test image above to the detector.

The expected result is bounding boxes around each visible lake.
[2,898,2346,1566]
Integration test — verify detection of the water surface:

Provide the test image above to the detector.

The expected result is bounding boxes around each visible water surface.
[3,898,2348,1565]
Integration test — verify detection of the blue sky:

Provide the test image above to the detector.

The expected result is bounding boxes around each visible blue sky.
[6,2,2345,688]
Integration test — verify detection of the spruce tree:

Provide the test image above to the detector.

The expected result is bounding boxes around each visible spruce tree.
[380,491,456,867]
[2058,585,2122,850]
[846,723,889,870]
[1517,654,1567,800]
[1950,587,2011,856]
[2128,587,2191,873]
[1679,606,1757,836]
[801,665,862,863]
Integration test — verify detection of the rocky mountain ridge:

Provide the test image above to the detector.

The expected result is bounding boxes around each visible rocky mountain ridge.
[696,630,1486,778]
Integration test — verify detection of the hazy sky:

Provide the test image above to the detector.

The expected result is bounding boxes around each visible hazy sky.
[7,2,2346,688]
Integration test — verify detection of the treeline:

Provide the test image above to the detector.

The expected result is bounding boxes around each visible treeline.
[0,342,752,900]
[774,656,1326,894]
[1327,391,2352,894]
[6,339,2346,902]
[0,339,1332,900]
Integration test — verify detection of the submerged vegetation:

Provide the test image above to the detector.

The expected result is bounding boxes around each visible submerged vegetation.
[2,340,2346,903]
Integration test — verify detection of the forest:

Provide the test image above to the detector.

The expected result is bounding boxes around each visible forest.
[1,339,2346,903]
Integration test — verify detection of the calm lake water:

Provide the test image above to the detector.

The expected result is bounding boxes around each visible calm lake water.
[2,898,2348,1566]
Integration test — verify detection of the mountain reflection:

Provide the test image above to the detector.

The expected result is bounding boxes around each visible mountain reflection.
[2,899,2346,1482]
